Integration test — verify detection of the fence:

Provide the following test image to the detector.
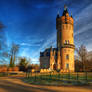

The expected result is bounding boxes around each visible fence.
[26,72,92,82]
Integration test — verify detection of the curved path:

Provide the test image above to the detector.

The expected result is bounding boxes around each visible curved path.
[0,77,92,92]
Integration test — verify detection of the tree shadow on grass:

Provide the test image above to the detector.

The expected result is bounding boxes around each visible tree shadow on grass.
[0,79,60,92]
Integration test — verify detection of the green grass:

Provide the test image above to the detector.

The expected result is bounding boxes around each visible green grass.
[35,73,92,81]
[0,73,8,77]
[23,76,89,86]
[23,72,92,86]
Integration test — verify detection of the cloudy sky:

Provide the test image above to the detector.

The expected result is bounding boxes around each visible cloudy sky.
[0,0,92,64]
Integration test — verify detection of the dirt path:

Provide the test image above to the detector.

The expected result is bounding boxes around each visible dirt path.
[0,77,92,92]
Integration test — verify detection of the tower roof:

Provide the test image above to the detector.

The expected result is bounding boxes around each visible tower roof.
[57,11,60,18]
[71,12,73,18]
[62,5,69,16]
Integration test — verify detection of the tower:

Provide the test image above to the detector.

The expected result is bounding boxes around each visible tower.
[56,5,75,72]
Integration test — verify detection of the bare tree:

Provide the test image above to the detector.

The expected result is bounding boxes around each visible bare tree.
[76,45,87,72]
[9,43,19,67]
[0,21,8,64]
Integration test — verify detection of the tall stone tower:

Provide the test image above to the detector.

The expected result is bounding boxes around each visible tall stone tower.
[56,5,75,72]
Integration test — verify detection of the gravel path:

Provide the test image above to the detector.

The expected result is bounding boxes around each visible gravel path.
[0,77,92,92]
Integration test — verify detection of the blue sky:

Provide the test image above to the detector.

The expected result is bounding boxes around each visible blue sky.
[0,0,92,64]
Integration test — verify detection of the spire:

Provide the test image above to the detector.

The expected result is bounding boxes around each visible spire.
[50,46,53,51]
[58,10,59,15]
[62,5,69,16]
[64,5,67,11]
[57,10,60,18]
[71,12,73,18]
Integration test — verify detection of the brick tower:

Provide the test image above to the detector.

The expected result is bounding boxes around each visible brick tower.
[56,5,75,72]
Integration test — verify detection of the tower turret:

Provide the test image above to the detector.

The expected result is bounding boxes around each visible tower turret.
[62,5,69,16]
[56,5,75,72]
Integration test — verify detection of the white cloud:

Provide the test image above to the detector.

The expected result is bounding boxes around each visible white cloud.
[31,58,39,64]
[20,42,40,46]
[74,23,92,36]
[32,31,56,57]
[74,4,92,36]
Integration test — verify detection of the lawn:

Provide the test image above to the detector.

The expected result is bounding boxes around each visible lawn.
[23,72,92,86]
[0,72,8,77]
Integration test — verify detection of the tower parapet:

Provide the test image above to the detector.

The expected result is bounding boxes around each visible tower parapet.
[56,5,75,72]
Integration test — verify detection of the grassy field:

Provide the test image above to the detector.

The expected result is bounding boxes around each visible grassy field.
[24,72,92,86]
[0,72,8,77]
[1,72,92,86]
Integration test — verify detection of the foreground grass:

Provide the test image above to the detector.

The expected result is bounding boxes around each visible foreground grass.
[23,73,92,86]
[0,72,8,77]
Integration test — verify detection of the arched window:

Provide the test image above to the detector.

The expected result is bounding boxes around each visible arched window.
[66,63,69,69]
[68,40,69,44]
[65,40,67,44]
[66,54,69,60]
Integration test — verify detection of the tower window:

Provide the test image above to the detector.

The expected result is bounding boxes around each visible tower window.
[68,40,69,44]
[66,54,69,60]
[65,40,70,44]
[66,63,69,69]
[65,40,67,44]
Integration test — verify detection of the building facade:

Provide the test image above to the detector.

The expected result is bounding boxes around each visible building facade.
[40,6,75,72]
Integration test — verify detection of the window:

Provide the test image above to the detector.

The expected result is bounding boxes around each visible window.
[66,54,69,60]
[65,40,67,44]
[68,40,69,44]
[46,52,50,56]
[66,63,69,69]
[65,40,69,44]
[40,52,44,57]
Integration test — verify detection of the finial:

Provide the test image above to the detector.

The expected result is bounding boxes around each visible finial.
[71,12,73,18]
[64,5,67,11]
[57,10,60,18]
[62,5,68,16]
[50,46,52,49]
[57,10,59,15]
